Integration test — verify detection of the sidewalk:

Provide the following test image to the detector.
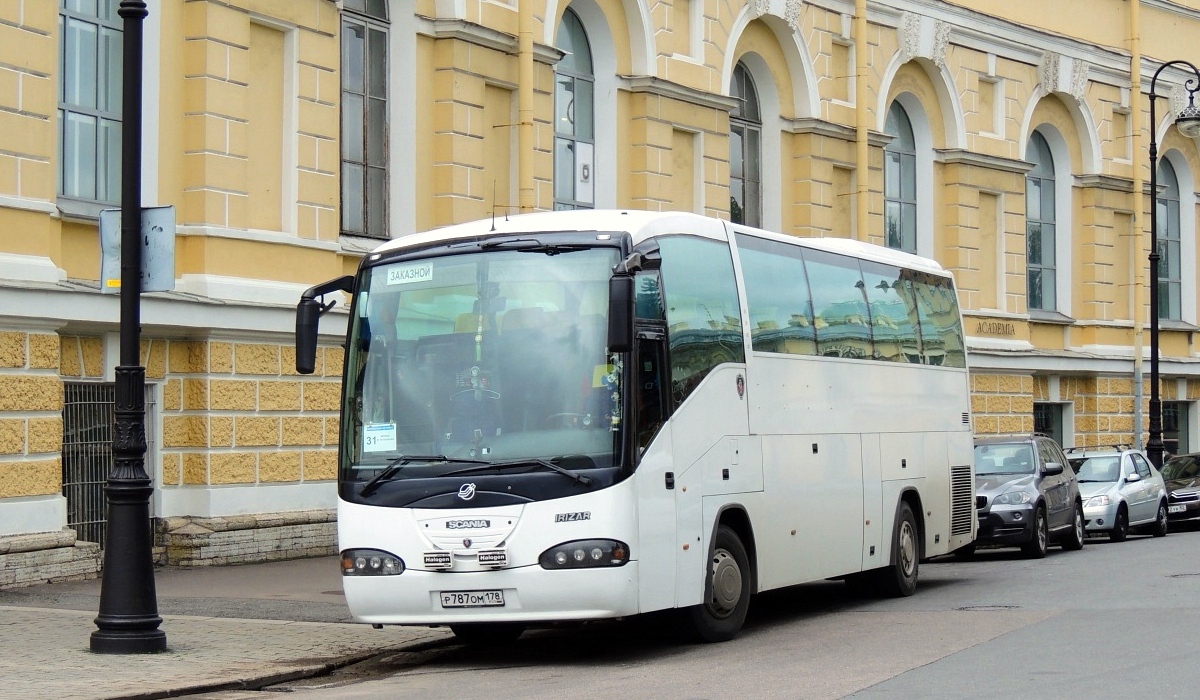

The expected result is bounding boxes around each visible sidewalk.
[0,557,451,700]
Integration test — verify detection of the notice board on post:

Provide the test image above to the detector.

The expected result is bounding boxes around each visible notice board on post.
[99,206,176,294]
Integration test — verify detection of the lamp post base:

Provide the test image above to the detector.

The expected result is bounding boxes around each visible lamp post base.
[90,626,167,654]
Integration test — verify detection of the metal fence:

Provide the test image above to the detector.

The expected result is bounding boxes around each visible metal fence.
[61,382,158,550]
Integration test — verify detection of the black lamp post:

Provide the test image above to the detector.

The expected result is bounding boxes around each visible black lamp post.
[1146,60,1200,469]
[90,0,166,654]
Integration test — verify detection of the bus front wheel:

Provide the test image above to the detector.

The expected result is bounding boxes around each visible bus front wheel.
[682,524,751,643]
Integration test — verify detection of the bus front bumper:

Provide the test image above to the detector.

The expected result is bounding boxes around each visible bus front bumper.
[342,561,641,625]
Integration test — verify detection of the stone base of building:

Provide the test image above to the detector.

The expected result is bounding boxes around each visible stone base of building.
[157,509,337,566]
[0,529,101,589]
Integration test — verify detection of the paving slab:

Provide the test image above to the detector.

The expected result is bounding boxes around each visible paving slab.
[0,556,452,699]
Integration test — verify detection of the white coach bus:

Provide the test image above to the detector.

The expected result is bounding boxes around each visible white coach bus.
[294,210,975,644]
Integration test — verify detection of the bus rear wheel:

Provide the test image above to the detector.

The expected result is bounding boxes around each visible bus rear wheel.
[873,501,919,597]
[682,524,751,643]
[449,622,526,646]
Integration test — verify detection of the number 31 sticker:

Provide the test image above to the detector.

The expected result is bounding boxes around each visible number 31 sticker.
[364,423,397,452]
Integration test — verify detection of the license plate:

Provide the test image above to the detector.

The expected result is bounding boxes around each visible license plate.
[441,590,505,608]
[1169,505,1186,514]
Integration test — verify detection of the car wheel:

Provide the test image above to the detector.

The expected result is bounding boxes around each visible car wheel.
[1109,506,1129,542]
[681,524,752,643]
[1061,502,1085,551]
[873,502,920,597]
[449,622,526,646]
[1021,505,1048,559]
[1152,500,1169,537]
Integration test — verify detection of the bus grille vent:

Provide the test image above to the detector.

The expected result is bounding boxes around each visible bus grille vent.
[950,465,974,537]
[962,412,970,424]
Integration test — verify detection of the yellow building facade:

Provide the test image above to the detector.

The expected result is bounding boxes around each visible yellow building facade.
[2,0,1199,584]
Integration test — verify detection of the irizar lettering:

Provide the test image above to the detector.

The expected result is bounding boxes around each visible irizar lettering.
[555,512,592,523]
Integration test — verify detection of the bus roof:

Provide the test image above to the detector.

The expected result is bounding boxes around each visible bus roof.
[373,210,948,276]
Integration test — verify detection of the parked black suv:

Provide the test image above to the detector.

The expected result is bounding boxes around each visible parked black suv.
[964,435,1085,558]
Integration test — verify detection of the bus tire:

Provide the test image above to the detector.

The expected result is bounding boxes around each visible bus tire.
[449,622,526,646]
[682,524,751,643]
[874,501,919,597]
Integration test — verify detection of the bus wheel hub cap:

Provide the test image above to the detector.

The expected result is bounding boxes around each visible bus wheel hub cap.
[711,550,741,614]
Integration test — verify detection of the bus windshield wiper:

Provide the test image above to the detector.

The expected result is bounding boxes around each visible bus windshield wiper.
[442,459,593,485]
[359,455,488,497]
[478,238,591,255]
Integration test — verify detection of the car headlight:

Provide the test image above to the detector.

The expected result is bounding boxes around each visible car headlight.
[994,491,1032,505]
[539,539,629,569]
[341,548,405,576]
[1085,495,1111,507]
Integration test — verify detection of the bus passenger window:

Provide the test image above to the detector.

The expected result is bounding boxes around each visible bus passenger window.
[657,236,744,407]
[735,233,816,356]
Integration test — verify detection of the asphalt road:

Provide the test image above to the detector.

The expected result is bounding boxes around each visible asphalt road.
[261,521,1200,700]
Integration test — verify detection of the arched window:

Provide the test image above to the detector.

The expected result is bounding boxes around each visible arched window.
[1026,131,1057,311]
[884,102,917,253]
[340,0,389,237]
[554,10,595,210]
[1157,159,1182,321]
[729,62,761,227]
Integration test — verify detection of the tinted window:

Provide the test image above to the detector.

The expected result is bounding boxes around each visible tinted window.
[861,260,919,362]
[735,233,815,355]
[1163,455,1200,480]
[803,249,871,359]
[658,236,744,406]
[906,270,966,367]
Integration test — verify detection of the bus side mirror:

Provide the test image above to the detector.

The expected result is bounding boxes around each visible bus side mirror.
[296,298,323,374]
[608,274,634,353]
[295,275,354,374]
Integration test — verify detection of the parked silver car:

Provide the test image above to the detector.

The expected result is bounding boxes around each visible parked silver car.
[1065,445,1169,541]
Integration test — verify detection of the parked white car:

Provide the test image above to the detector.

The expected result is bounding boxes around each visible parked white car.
[1065,445,1169,541]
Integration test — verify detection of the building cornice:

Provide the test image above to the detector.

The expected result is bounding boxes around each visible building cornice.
[176,226,341,252]
[618,76,739,113]
[1074,173,1135,193]
[784,117,893,147]
[935,148,1033,174]
[414,15,564,65]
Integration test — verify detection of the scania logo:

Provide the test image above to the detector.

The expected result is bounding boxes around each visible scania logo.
[447,519,490,530]
[457,483,477,501]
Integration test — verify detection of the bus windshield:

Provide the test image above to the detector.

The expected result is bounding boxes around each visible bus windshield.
[341,246,624,481]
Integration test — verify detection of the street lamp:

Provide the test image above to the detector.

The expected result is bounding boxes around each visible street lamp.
[90,0,166,653]
[1146,60,1200,469]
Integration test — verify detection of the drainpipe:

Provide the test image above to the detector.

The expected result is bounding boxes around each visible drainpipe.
[1131,0,1145,450]
[854,0,869,241]
[518,0,535,211]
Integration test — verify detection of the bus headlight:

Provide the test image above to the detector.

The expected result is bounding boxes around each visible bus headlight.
[341,548,405,576]
[539,539,629,569]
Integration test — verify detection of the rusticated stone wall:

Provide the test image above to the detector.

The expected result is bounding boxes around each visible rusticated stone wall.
[158,338,342,489]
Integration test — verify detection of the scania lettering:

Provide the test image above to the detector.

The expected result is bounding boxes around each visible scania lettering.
[295,210,976,644]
